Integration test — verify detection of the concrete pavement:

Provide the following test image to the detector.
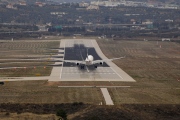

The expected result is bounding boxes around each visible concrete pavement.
[100,88,114,105]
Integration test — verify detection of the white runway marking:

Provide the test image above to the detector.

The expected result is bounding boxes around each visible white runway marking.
[49,39,136,82]
[61,67,121,80]
[0,39,135,82]
[101,88,114,105]
[59,41,65,79]
[110,67,123,79]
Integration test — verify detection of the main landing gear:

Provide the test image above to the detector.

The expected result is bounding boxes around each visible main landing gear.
[80,66,85,69]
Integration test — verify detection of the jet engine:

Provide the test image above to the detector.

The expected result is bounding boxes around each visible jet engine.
[76,63,80,66]
[99,62,103,65]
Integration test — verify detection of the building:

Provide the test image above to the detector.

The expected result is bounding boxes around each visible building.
[79,2,89,7]
[165,19,173,22]
[19,2,27,6]
[50,12,66,15]
[142,21,153,25]
[6,4,17,9]
[35,2,46,7]
[87,5,99,10]
[162,38,170,41]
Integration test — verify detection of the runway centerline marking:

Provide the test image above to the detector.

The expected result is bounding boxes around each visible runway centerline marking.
[60,41,65,79]
[59,39,134,81]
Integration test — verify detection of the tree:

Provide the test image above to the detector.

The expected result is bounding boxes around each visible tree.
[56,109,67,120]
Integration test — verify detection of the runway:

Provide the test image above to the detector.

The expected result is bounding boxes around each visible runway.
[49,39,135,82]
[0,39,135,82]
[0,39,135,106]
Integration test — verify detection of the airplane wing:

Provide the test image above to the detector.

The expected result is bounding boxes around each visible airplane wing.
[0,58,61,64]
[0,58,56,61]
[0,64,62,70]
[0,66,34,69]
[60,60,86,64]
[93,56,125,64]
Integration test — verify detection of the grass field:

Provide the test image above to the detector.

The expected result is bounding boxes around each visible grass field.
[97,39,180,104]
[0,103,179,120]
[0,41,59,77]
[0,81,104,104]
[0,112,58,120]
[0,39,180,119]
[0,39,179,104]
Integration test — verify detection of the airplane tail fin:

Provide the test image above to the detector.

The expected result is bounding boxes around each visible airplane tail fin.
[87,48,89,57]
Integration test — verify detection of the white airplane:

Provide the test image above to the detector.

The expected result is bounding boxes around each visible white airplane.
[0,49,125,72]
[61,49,125,72]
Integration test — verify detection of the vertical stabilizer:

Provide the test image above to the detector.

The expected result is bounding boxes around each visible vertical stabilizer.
[87,48,89,57]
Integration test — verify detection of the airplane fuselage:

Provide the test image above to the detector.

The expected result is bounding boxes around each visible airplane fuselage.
[85,55,94,65]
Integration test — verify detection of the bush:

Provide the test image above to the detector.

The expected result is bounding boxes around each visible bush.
[88,116,101,120]
[5,112,10,116]
[79,102,84,105]
[72,102,79,106]
[56,109,67,120]
[72,102,84,106]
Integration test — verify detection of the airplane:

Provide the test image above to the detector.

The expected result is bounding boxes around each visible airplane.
[60,49,125,72]
[0,48,125,72]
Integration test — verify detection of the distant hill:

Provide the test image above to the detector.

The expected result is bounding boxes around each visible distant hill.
[1,0,180,4]
[1,0,179,3]
[47,0,180,4]
[49,0,93,3]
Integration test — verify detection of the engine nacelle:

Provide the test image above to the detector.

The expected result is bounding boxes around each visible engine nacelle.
[76,63,80,66]
[80,65,85,69]
[99,62,103,65]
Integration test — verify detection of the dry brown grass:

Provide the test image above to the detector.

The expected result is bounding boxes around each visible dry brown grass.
[97,39,180,104]
[0,41,59,77]
[0,81,104,104]
[0,104,179,120]
[0,39,179,105]
[0,112,58,120]
[0,39,180,119]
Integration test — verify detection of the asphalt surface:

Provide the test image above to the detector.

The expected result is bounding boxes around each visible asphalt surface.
[1,39,135,82]
[62,44,109,67]
[57,40,124,80]
[101,88,114,105]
